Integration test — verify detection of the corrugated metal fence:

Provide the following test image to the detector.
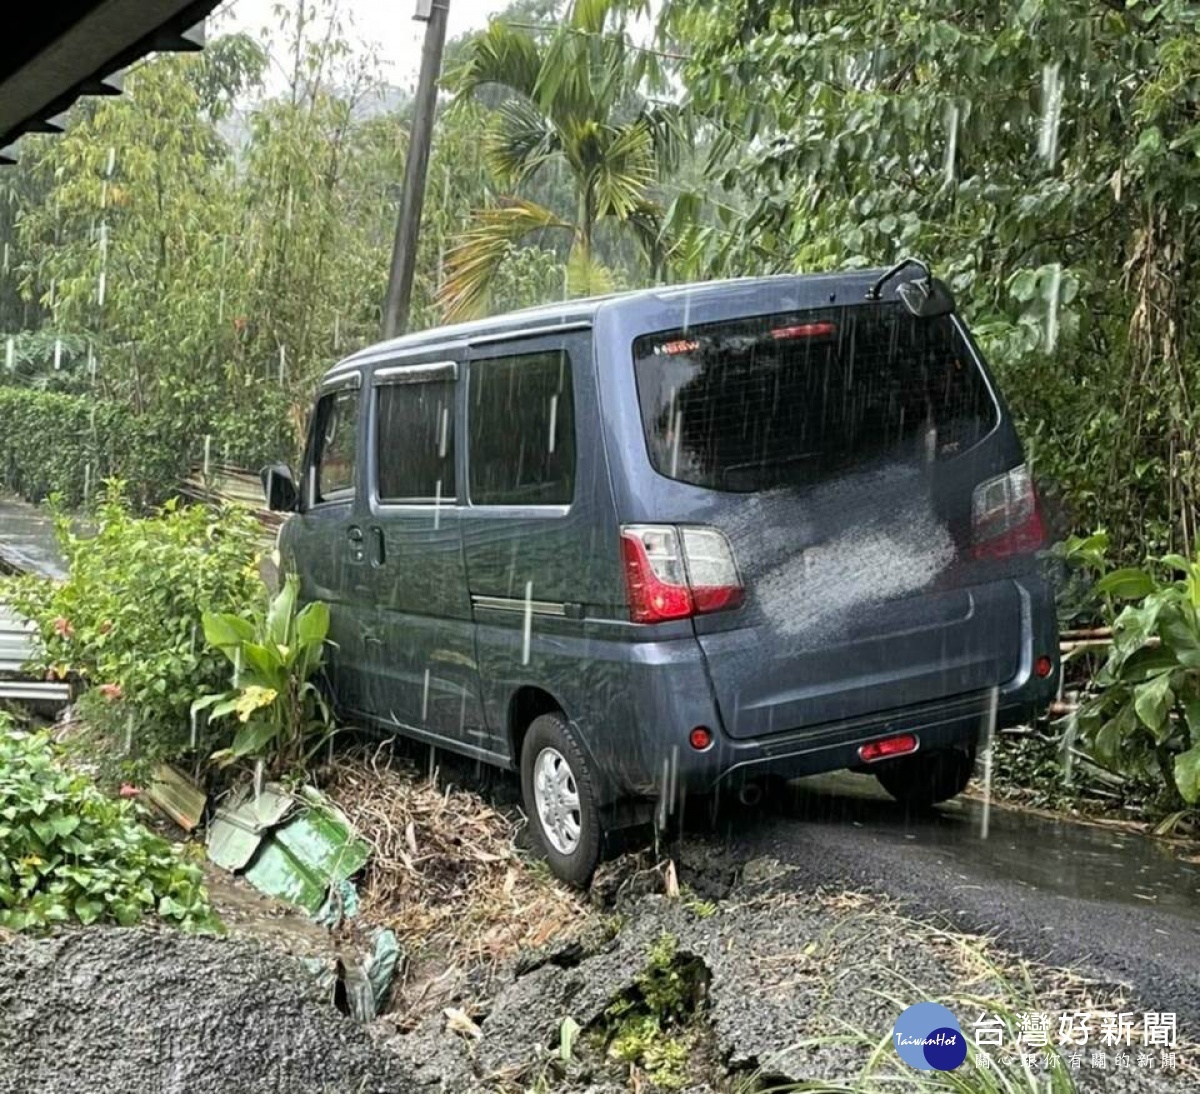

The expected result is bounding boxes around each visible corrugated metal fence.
[0,501,70,707]
[0,603,68,704]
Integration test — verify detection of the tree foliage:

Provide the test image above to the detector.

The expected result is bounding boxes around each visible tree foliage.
[440,0,688,318]
[0,1,574,492]
[1073,542,1200,810]
[15,34,268,441]
[667,0,1200,560]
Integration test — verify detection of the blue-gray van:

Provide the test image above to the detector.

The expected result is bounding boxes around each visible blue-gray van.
[266,264,1059,884]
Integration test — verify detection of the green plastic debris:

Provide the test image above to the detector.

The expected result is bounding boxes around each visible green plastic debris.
[364,928,400,1016]
[206,784,294,872]
[299,928,400,1021]
[240,795,370,915]
[206,783,370,917]
[314,878,360,927]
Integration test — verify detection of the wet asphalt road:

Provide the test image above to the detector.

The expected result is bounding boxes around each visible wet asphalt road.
[690,771,1200,1029]
[0,496,66,578]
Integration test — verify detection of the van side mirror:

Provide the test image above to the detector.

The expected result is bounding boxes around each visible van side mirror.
[261,463,299,512]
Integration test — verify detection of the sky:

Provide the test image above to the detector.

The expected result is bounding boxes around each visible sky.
[214,0,511,94]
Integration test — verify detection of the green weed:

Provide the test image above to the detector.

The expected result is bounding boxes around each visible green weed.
[0,721,221,933]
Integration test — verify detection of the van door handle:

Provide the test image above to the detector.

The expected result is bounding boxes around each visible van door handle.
[369,526,385,567]
[346,525,365,563]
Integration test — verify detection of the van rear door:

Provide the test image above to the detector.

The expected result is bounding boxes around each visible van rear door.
[629,303,1032,739]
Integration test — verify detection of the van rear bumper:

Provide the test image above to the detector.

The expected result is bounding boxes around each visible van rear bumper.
[619,663,1054,801]
[533,575,1056,803]
[673,574,1059,794]
[696,685,1037,793]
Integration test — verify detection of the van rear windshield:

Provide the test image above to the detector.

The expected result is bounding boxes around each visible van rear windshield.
[631,304,998,492]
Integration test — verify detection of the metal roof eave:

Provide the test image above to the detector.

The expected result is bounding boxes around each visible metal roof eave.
[0,0,221,152]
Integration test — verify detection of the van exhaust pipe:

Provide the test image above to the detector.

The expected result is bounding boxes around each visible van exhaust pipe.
[738,781,763,807]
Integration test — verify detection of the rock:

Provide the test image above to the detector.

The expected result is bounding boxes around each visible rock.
[739,855,796,888]
[0,928,413,1094]
[381,1013,476,1091]
[475,900,713,1078]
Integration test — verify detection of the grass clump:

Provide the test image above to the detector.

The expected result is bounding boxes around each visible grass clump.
[737,905,1088,1094]
[322,747,592,1019]
[601,933,710,1090]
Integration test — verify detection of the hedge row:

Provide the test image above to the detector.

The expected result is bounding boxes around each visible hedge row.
[0,388,189,510]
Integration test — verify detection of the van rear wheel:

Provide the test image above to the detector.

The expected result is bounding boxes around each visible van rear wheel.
[874,747,974,809]
[520,712,602,887]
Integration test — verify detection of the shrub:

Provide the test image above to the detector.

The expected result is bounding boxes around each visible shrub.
[207,387,301,472]
[4,484,262,776]
[0,721,220,932]
[1076,550,1200,810]
[195,574,334,777]
[0,387,189,509]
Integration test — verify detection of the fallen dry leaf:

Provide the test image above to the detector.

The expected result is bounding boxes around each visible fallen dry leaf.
[444,1007,483,1040]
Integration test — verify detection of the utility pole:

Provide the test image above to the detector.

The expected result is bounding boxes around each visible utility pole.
[382,0,451,340]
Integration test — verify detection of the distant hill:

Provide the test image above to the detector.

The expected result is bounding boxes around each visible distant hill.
[218,81,413,152]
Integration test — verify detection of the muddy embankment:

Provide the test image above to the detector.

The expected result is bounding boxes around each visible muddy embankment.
[1,844,1193,1094]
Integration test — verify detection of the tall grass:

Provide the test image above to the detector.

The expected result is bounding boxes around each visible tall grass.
[736,914,1081,1094]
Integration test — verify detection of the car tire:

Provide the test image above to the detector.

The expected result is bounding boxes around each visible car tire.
[874,747,975,809]
[520,712,603,888]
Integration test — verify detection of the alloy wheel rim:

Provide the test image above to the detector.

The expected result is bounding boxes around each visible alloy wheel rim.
[533,747,582,856]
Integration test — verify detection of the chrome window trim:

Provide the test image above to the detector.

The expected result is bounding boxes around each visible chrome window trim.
[471,594,567,617]
[326,340,469,378]
[374,360,457,384]
[319,369,361,393]
[468,320,591,348]
[461,503,570,516]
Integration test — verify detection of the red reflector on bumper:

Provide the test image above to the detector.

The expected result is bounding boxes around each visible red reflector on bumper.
[1034,655,1053,678]
[858,734,919,763]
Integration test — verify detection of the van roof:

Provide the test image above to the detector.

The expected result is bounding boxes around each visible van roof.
[323,268,903,380]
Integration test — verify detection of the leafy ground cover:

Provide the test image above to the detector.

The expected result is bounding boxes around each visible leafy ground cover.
[0,721,219,933]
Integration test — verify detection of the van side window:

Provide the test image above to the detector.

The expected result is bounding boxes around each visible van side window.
[313,386,358,502]
[376,379,456,502]
[469,349,575,506]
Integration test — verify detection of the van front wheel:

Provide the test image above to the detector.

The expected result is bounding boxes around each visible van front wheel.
[520,713,602,887]
[874,747,974,809]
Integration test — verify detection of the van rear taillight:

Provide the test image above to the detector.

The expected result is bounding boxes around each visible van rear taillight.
[971,463,1045,559]
[621,525,743,623]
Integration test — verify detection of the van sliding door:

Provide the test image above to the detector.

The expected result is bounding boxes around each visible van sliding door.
[461,329,624,752]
